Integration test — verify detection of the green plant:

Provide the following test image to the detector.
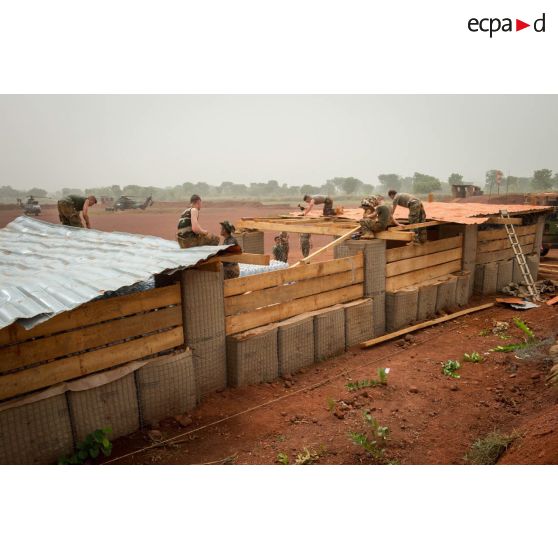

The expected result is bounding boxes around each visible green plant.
[441,359,461,378]
[491,318,537,353]
[276,452,289,465]
[295,447,320,465]
[348,412,390,460]
[491,343,527,353]
[58,428,112,465]
[326,397,336,412]
[465,431,517,464]
[346,368,388,391]
[478,328,491,337]
[463,352,483,363]
[512,317,535,341]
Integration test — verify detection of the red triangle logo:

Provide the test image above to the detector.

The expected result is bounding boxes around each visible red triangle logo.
[516,19,530,31]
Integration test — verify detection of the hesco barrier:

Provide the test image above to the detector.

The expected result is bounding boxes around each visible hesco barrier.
[277,315,315,377]
[344,299,374,348]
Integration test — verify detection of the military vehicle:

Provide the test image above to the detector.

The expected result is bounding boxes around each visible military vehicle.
[17,197,41,216]
[106,195,154,211]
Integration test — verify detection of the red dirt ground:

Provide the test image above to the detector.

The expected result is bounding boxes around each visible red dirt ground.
[102,298,558,465]
[0,202,338,263]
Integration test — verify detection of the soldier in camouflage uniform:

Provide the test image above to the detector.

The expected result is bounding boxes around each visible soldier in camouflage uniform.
[220,220,241,280]
[358,196,391,238]
[57,194,97,228]
[280,231,290,261]
[301,194,335,216]
[272,235,288,262]
[177,194,220,249]
[300,233,312,258]
[388,190,427,243]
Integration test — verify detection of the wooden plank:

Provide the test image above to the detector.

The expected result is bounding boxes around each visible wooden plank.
[477,224,536,241]
[0,284,181,347]
[385,247,462,278]
[291,226,360,267]
[225,268,364,316]
[225,284,364,335]
[478,234,535,253]
[485,217,523,225]
[360,303,495,348]
[237,219,352,236]
[386,236,462,263]
[224,253,363,297]
[385,260,462,291]
[0,306,182,374]
[373,230,414,241]
[0,327,184,401]
[390,221,443,230]
[476,244,534,264]
[546,295,558,306]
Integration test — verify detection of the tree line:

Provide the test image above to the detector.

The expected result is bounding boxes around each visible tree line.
[1,169,557,203]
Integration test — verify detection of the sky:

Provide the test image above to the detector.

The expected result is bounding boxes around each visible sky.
[0,95,557,192]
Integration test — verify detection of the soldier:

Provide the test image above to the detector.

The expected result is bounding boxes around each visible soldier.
[272,235,288,262]
[301,194,335,216]
[300,233,312,258]
[388,190,427,244]
[220,220,241,280]
[359,196,391,239]
[177,194,220,249]
[57,194,97,228]
[280,231,290,261]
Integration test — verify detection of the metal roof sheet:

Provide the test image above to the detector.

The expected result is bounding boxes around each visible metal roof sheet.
[0,216,231,330]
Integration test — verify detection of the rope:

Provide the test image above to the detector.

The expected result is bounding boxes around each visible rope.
[103,311,558,465]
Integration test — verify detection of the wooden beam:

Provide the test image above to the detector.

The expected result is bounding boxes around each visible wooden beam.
[485,217,523,225]
[360,303,495,349]
[225,284,364,335]
[478,224,536,241]
[224,253,363,297]
[476,244,534,264]
[385,260,462,291]
[390,221,443,231]
[385,247,462,278]
[0,306,182,374]
[225,268,364,316]
[386,236,462,263]
[373,230,415,241]
[236,219,352,236]
[0,284,181,347]
[478,234,535,253]
[0,327,184,401]
[291,227,360,267]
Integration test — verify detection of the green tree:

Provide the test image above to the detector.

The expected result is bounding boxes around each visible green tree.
[413,172,441,194]
[531,169,553,191]
[342,177,362,196]
[448,173,463,186]
[378,174,401,190]
[485,169,500,191]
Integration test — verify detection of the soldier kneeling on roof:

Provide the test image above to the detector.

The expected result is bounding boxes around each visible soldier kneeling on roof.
[301,194,335,216]
[177,194,220,249]
[358,196,391,239]
[220,220,241,280]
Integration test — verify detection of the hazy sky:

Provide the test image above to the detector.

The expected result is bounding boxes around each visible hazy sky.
[1,95,557,191]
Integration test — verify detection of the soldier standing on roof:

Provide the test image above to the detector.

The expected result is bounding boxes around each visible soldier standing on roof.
[177,194,220,249]
[388,190,427,244]
[57,194,97,228]
[220,220,241,280]
[272,235,288,262]
[300,233,312,257]
[301,194,335,216]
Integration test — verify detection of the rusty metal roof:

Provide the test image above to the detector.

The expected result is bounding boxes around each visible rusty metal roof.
[0,216,231,330]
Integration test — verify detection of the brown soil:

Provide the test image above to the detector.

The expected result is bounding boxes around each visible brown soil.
[0,201,338,263]
[103,299,558,465]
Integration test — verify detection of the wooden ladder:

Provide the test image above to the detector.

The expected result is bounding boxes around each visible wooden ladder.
[500,209,539,300]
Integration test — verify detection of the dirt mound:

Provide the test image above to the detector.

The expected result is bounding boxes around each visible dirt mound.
[499,402,558,464]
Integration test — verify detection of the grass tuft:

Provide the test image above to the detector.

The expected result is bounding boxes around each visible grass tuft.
[465,431,516,464]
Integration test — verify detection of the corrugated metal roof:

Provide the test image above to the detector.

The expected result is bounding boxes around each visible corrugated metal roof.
[0,216,231,330]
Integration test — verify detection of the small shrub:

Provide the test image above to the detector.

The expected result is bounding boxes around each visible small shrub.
[276,452,289,465]
[58,428,112,465]
[346,368,389,391]
[465,431,516,464]
[349,412,389,461]
[441,360,461,378]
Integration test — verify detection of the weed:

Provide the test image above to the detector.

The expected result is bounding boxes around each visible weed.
[512,317,535,341]
[465,431,517,464]
[276,452,289,465]
[58,428,112,465]
[463,352,483,363]
[349,412,389,460]
[491,318,537,353]
[479,328,491,337]
[326,397,336,412]
[295,447,320,465]
[492,343,527,353]
[346,368,389,391]
[441,359,461,379]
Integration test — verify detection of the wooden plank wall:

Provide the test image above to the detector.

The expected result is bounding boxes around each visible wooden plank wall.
[224,254,364,335]
[385,236,463,291]
[0,284,184,401]
[475,224,537,264]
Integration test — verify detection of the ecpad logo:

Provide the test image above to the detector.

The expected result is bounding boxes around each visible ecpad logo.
[468,13,546,37]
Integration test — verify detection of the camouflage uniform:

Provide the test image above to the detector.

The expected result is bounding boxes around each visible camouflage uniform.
[58,195,85,227]
[300,233,312,258]
[273,242,288,263]
[222,235,240,280]
[280,232,289,261]
[311,195,335,216]
[392,193,426,243]
[176,207,220,248]
[359,198,391,238]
